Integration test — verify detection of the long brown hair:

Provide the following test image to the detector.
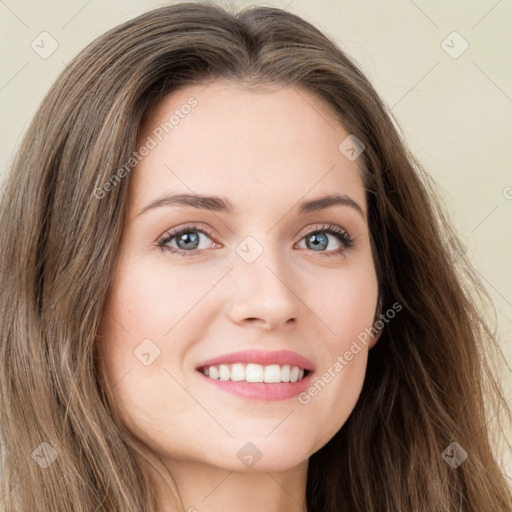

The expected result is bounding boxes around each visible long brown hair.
[1,2,511,511]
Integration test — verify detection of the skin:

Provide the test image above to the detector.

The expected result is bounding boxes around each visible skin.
[96,79,380,512]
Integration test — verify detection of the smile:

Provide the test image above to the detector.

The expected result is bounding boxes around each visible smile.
[199,363,309,383]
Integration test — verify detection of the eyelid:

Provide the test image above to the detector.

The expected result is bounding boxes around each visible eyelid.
[156,222,355,256]
[156,223,218,251]
[294,223,355,256]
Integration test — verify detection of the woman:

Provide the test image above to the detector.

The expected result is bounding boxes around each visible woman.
[1,2,511,511]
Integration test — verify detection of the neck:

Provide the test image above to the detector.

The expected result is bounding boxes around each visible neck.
[149,457,309,512]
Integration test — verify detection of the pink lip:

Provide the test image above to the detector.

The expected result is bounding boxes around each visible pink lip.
[198,371,314,401]
[196,349,315,372]
[195,350,316,402]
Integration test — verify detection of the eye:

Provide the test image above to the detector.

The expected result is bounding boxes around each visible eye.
[157,224,218,256]
[295,224,354,257]
[156,223,354,257]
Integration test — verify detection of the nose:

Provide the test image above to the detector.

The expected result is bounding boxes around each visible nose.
[225,247,300,330]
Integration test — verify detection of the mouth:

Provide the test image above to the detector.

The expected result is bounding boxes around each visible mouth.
[194,349,315,400]
[196,364,314,401]
[197,363,311,383]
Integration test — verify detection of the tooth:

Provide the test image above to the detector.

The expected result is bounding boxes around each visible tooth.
[245,363,264,382]
[203,363,309,383]
[219,364,230,381]
[264,364,282,383]
[230,363,245,381]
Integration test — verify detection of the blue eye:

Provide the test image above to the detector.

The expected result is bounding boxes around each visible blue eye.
[298,225,354,255]
[157,225,215,256]
[156,223,354,257]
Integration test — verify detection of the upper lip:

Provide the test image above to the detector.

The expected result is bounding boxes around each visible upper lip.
[196,349,315,372]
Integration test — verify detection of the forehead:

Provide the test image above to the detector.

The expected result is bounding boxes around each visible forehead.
[129,80,366,216]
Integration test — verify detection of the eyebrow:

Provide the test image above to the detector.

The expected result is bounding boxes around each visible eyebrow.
[136,192,366,219]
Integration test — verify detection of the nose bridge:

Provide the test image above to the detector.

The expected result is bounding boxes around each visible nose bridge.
[226,233,300,327]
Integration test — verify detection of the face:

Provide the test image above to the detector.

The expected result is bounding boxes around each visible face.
[96,80,379,474]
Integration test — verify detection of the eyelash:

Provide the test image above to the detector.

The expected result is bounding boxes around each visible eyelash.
[156,223,355,258]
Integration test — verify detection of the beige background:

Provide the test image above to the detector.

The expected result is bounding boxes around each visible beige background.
[1,0,511,472]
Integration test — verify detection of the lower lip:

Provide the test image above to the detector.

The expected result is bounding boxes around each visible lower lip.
[197,370,314,401]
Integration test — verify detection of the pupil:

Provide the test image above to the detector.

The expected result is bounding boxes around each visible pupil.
[308,233,327,251]
[178,232,199,250]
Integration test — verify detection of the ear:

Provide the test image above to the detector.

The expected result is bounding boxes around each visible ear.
[368,327,382,350]
[369,296,384,350]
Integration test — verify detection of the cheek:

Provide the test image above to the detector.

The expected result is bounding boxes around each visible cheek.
[94,260,220,423]
[313,264,379,347]
[295,265,378,442]
[101,257,217,343]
